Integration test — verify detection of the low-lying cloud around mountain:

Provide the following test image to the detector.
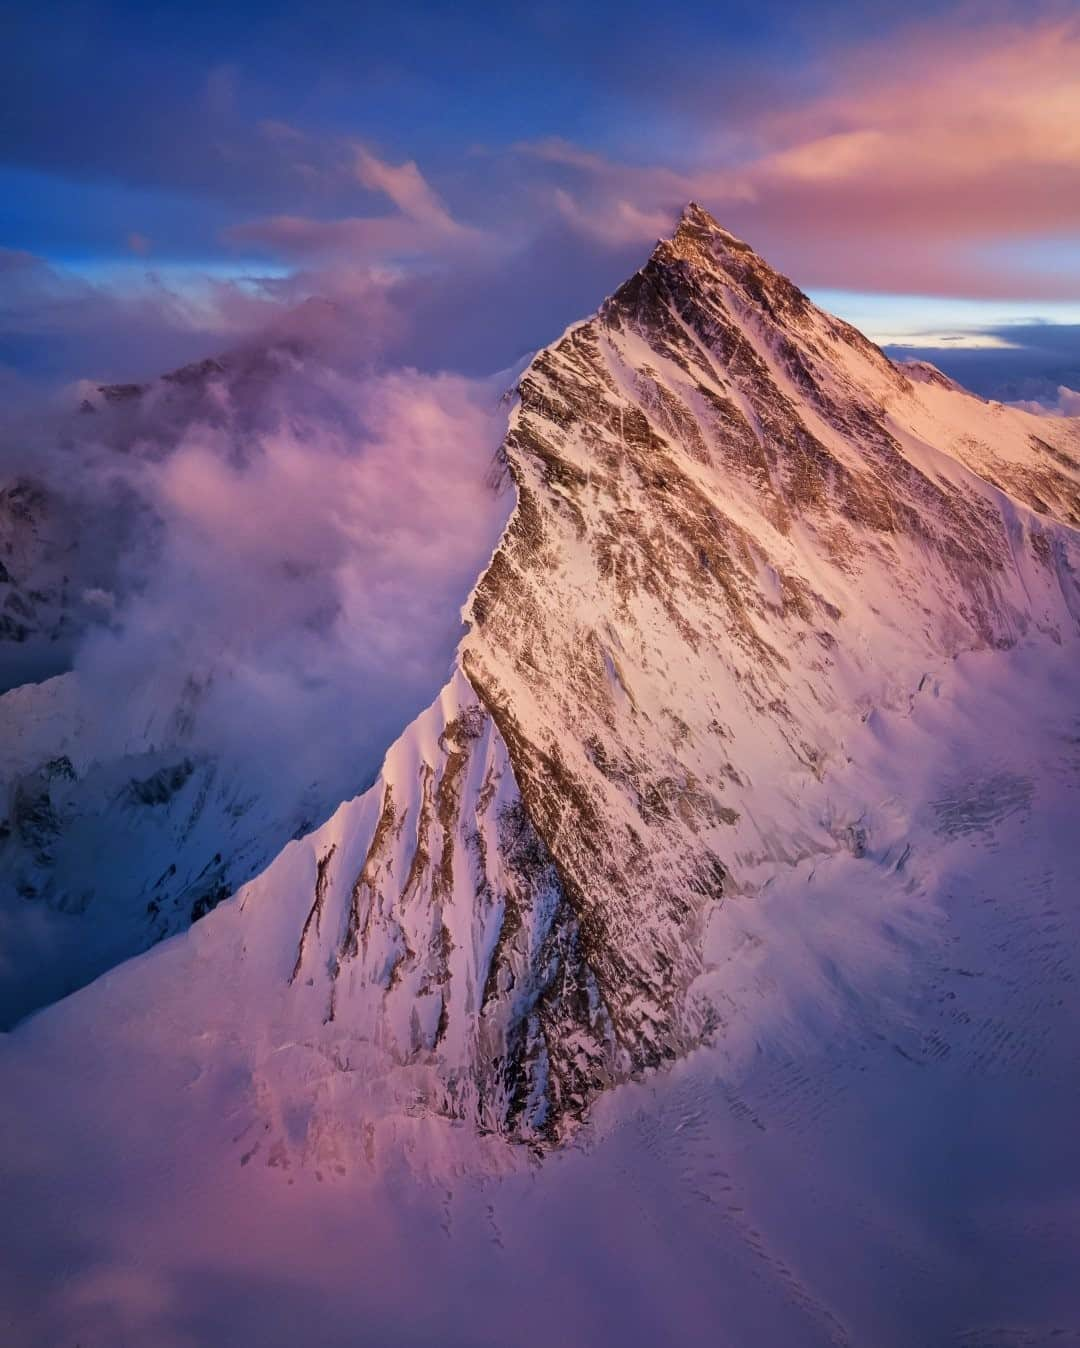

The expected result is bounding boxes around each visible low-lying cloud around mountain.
[0,337,512,806]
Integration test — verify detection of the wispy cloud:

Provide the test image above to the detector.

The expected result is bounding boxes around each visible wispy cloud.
[229,144,489,263]
[5,10,1080,393]
[513,16,1080,300]
[353,146,471,238]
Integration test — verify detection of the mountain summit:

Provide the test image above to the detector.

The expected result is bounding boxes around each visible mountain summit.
[4,208,1080,1346]
[234,203,1080,1142]
[3,205,1079,1140]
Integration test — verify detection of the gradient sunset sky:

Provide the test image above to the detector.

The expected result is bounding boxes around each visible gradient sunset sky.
[3,0,1079,400]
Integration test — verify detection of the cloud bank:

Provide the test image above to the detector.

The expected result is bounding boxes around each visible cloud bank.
[1009,385,1080,417]
[1,336,512,806]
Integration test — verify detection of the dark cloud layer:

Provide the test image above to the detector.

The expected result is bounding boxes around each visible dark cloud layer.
[887,324,1080,404]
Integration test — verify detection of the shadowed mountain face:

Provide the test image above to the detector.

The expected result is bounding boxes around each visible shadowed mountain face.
[256,204,1080,1142]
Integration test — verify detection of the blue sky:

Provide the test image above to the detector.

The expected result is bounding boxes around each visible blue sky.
[3,0,1079,397]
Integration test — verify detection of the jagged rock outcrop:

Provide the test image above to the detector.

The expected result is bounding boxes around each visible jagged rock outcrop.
[269,204,1080,1143]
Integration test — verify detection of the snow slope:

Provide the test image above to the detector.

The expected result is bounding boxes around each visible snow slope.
[1,205,1079,1345]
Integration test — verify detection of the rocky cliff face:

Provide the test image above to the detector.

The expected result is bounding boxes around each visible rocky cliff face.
[268,204,1080,1143]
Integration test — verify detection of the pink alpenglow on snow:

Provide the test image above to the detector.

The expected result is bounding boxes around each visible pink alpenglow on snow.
[3,201,1080,1347]
[2,5,1080,1346]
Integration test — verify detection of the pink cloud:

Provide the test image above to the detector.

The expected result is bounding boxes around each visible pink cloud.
[515,16,1080,299]
[221,18,1080,325]
[353,147,469,237]
[10,13,1080,396]
[231,146,487,262]
[550,188,674,246]
[230,213,431,258]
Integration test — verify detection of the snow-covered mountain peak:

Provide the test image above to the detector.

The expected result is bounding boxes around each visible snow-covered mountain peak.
[643,199,854,351]
[4,212,1080,1347]
[4,214,1080,1154]
[669,199,756,255]
[187,215,1080,1146]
